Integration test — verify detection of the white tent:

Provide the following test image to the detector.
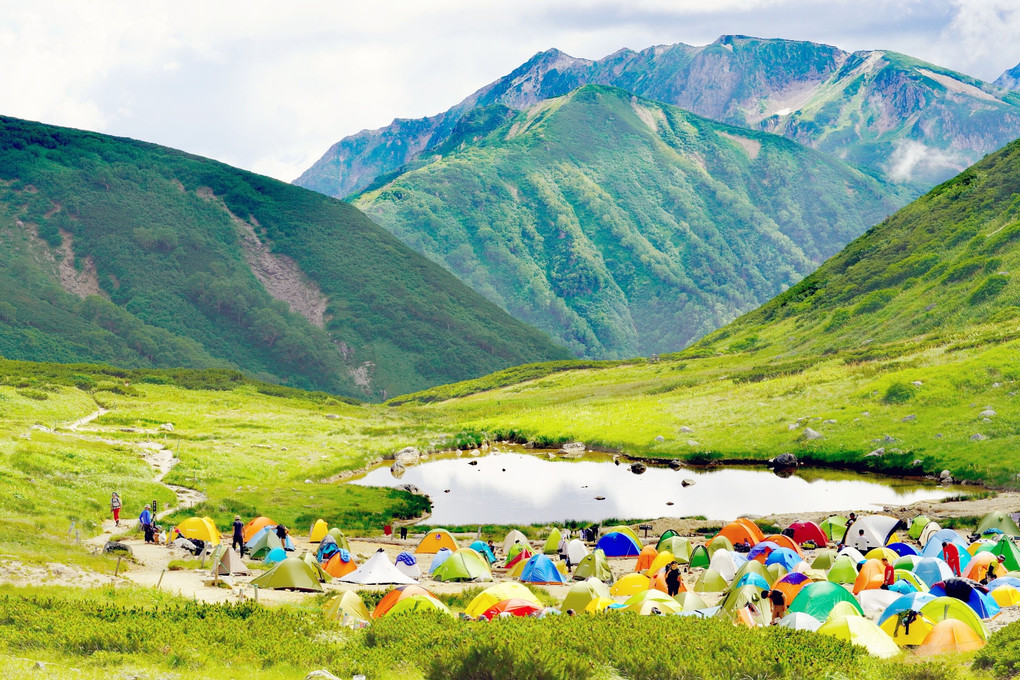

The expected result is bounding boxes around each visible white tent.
[339,550,416,585]
[209,545,249,575]
[844,515,901,552]
[567,538,589,565]
[395,551,421,580]
[920,521,943,548]
[709,549,738,582]
[777,612,822,632]
[502,530,529,555]
[858,588,901,614]
[837,547,866,564]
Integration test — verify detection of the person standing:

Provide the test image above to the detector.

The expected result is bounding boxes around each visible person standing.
[110,492,121,527]
[139,505,154,543]
[942,542,962,577]
[880,558,896,590]
[232,516,244,553]
[665,562,682,597]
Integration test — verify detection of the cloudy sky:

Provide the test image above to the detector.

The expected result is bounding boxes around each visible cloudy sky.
[2,0,1019,182]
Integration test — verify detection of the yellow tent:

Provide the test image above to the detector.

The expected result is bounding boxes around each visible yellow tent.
[465,582,540,618]
[818,616,900,658]
[584,597,615,613]
[323,591,371,623]
[623,590,682,615]
[610,572,650,596]
[645,551,676,577]
[992,585,1020,607]
[175,517,220,545]
[864,547,898,562]
[309,519,328,543]
[880,611,935,646]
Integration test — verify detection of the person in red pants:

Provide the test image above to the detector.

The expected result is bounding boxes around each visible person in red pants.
[110,492,121,527]
[942,541,961,577]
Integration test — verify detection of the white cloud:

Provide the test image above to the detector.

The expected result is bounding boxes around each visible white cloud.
[885,139,968,182]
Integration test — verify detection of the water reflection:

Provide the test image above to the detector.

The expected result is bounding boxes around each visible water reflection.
[350,451,956,525]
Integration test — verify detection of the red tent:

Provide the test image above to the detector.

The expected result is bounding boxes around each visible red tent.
[788,522,828,547]
[481,598,544,618]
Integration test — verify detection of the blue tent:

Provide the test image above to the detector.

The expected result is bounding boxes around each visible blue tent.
[987,576,1020,591]
[246,526,296,552]
[520,554,567,584]
[596,532,641,557]
[766,548,803,571]
[316,535,338,562]
[428,548,453,573]
[914,557,955,587]
[748,542,781,561]
[923,529,963,551]
[929,579,1001,619]
[263,547,287,566]
[878,592,937,625]
[469,540,497,564]
[734,573,770,591]
[921,537,971,571]
[886,542,918,557]
[889,580,918,595]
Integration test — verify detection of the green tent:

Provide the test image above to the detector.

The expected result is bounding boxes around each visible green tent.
[506,542,528,563]
[990,537,1020,571]
[977,512,1020,538]
[657,529,681,546]
[908,515,931,540]
[656,536,692,563]
[543,528,562,555]
[573,549,613,584]
[386,594,452,617]
[811,549,838,570]
[300,551,332,583]
[432,550,493,582]
[561,577,611,612]
[674,591,709,611]
[708,535,734,555]
[732,559,775,588]
[827,555,859,585]
[248,531,284,559]
[919,596,988,640]
[326,527,351,552]
[820,516,848,542]
[689,545,710,569]
[767,563,788,581]
[251,557,323,592]
[717,584,771,626]
[789,581,862,621]
[693,567,728,593]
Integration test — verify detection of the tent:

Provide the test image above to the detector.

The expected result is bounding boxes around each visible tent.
[645,550,676,577]
[584,597,616,613]
[963,552,1007,582]
[693,568,728,593]
[717,584,771,626]
[710,550,739,581]
[466,582,541,618]
[604,525,642,546]
[858,589,901,615]
[501,530,530,555]
[428,548,453,574]
[573,549,613,583]
[811,549,838,570]
[844,515,902,552]
[908,515,931,541]
[789,581,863,621]
[386,595,452,617]
[300,551,333,583]
[763,534,803,555]
[611,572,651,596]
[309,519,328,543]
[242,516,275,543]
[894,570,929,593]
[987,576,1020,591]
[766,548,803,571]
[209,545,248,576]
[920,596,988,640]
[886,543,919,558]
[657,528,681,545]
[837,546,866,564]
[977,511,1020,538]
[895,555,921,571]
[543,528,562,555]
[708,535,734,555]
[820,516,848,542]
[246,527,294,556]
[991,585,1020,607]
[433,549,493,582]
[373,585,438,618]
[734,572,770,591]
[922,528,964,553]
[624,589,683,616]
[415,529,458,554]
[777,612,822,632]
[914,558,955,588]
[394,551,421,580]
[817,616,900,658]
[326,528,351,552]
[827,555,859,585]
[929,579,1000,619]
[251,557,323,592]
[483,598,544,619]
[715,521,764,549]
[990,537,1020,571]
[827,600,864,622]
[561,578,611,613]
[917,618,986,655]
[970,539,996,556]
[853,559,887,595]
[340,550,417,585]
[323,591,371,624]
[469,540,497,564]
[263,547,287,566]
[323,549,358,579]
[733,560,775,589]
[879,592,937,625]
[865,547,899,562]
[635,545,658,572]
[657,536,692,563]
[919,521,943,548]
[788,522,828,547]
[773,572,811,605]
[174,517,220,545]
[317,535,339,563]
[689,545,710,569]
[566,539,589,565]
[748,542,781,563]
[596,532,641,557]
[506,546,534,569]
[520,554,567,585]
[675,592,709,612]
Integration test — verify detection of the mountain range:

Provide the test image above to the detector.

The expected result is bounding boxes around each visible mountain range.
[997,61,1020,92]
[297,35,1020,198]
[353,85,903,358]
[0,116,569,400]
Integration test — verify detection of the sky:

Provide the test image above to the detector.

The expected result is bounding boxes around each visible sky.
[2,0,1019,183]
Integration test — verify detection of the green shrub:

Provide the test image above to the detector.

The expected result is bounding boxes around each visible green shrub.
[968,275,1009,305]
[882,382,915,404]
[853,289,896,315]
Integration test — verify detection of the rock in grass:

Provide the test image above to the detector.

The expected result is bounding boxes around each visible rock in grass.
[912,459,923,467]
[305,671,341,680]
[866,448,885,457]
[970,433,989,441]
[324,414,340,420]
[901,415,916,422]
[668,460,682,470]
[934,433,943,439]
[980,409,996,417]
[883,435,896,443]
[687,439,700,447]
[912,380,923,386]
[680,426,694,433]
[823,419,837,425]
[654,435,665,442]
[788,423,799,431]
[393,446,421,465]
[802,428,823,441]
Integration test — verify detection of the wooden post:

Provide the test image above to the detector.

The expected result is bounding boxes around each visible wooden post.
[253,585,258,603]
[114,556,122,578]
[157,569,166,589]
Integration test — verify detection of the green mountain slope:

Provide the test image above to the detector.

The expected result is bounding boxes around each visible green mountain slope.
[394,135,1020,486]
[354,85,903,358]
[0,116,569,399]
[298,36,1020,198]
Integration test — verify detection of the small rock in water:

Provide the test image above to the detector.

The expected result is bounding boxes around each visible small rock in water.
[630,462,647,474]
[595,496,606,501]
[558,441,586,455]
[770,453,798,467]
[444,489,451,493]
[681,479,695,487]
[668,460,682,470]
[468,460,478,466]
[666,501,674,506]
[901,415,916,422]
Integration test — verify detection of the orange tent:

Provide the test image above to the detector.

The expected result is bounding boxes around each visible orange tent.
[415,529,458,554]
[242,516,275,543]
[763,534,804,555]
[323,551,358,578]
[635,545,658,572]
[649,567,687,594]
[717,519,765,548]
[373,585,437,618]
[773,575,809,605]
[917,619,986,656]
[852,559,886,595]
[963,552,1006,581]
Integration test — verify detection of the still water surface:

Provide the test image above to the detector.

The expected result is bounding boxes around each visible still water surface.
[350,449,958,525]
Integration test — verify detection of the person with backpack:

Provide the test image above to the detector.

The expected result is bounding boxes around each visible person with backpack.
[232,516,244,553]
[139,505,154,543]
[110,492,121,527]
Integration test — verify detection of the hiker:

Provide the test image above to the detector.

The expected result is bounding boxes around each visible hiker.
[110,492,121,527]
[851,529,870,553]
[665,562,682,596]
[139,505,154,543]
[767,589,787,624]
[942,541,962,577]
[983,555,1006,584]
[276,523,288,542]
[557,536,569,566]
[400,526,408,540]
[880,558,895,589]
[232,516,244,553]
[839,513,857,548]
[487,539,495,556]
